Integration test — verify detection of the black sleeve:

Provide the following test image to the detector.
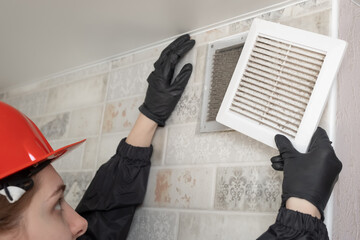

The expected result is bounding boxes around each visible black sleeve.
[76,138,153,240]
[257,207,329,240]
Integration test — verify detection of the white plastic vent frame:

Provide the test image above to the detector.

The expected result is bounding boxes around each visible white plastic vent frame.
[216,18,347,153]
[200,32,248,133]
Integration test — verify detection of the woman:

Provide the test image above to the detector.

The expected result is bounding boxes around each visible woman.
[0,34,195,240]
[0,32,342,239]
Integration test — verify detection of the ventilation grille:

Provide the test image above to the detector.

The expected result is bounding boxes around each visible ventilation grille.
[216,19,347,152]
[230,35,325,137]
[207,44,243,121]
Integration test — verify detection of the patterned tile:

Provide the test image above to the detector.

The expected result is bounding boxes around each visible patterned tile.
[178,212,277,240]
[50,139,85,171]
[178,212,225,240]
[33,112,70,140]
[58,171,93,209]
[0,92,7,101]
[166,123,277,165]
[46,74,108,113]
[5,81,44,99]
[5,90,49,117]
[222,214,276,240]
[194,44,208,84]
[279,9,331,35]
[144,167,214,209]
[132,45,163,63]
[98,130,164,167]
[82,137,99,170]
[68,105,103,138]
[111,55,134,70]
[193,26,230,45]
[42,62,110,88]
[215,166,282,212]
[97,133,127,167]
[107,60,154,101]
[127,208,177,240]
[151,127,167,166]
[102,96,143,133]
[166,83,202,125]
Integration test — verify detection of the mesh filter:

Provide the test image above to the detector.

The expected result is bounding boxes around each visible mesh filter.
[229,35,325,137]
[207,44,243,121]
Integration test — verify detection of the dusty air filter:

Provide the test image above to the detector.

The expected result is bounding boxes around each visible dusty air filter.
[200,32,247,133]
[216,18,347,153]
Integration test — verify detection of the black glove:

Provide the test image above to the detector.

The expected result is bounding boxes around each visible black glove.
[139,34,195,126]
[271,127,342,219]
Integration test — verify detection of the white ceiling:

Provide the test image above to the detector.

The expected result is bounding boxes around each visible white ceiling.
[0,0,290,90]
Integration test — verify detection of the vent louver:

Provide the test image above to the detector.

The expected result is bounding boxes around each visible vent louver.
[216,19,347,152]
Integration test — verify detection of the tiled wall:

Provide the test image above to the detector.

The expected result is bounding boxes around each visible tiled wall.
[334,1,360,239]
[0,0,332,239]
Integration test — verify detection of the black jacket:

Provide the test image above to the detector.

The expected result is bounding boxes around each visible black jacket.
[76,138,152,240]
[257,207,329,239]
[76,138,329,240]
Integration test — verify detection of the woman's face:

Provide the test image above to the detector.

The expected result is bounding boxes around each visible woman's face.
[22,165,88,239]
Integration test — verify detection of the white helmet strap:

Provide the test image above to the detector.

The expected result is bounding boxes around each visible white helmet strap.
[0,185,26,203]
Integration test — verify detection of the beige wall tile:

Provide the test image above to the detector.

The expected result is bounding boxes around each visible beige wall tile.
[151,127,167,166]
[222,214,276,240]
[46,74,108,113]
[166,83,202,125]
[5,90,49,117]
[97,133,127,167]
[178,212,225,240]
[178,212,277,240]
[215,166,282,212]
[127,208,177,240]
[59,171,93,209]
[279,10,331,35]
[166,124,277,165]
[102,97,143,133]
[193,26,230,45]
[33,112,70,140]
[193,44,208,84]
[42,62,110,89]
[50,139,85,171]
[68,105,103,138]
[107,60,154,100]
[144,167,215,209]
[82,137,99,170]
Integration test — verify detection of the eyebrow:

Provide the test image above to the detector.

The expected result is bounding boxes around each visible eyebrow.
[48,184,66,200]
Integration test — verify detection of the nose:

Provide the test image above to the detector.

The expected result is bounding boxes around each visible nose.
[64,202,88,238]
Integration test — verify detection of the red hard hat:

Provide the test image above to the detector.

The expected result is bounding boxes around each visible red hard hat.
[0,101,85,180]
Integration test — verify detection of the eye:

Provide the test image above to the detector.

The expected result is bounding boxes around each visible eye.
[54,198,63,211]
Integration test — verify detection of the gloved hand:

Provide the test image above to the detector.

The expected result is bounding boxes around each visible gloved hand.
[271,127,342,219]
[139,34,195,126]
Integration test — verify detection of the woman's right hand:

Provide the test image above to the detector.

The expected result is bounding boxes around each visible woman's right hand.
[271,127,342,219]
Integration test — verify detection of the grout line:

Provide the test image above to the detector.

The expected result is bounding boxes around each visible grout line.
[137,206,278,216]
[210,166,217,209]
[94,73,111,170]
[149,161,272,170]
[174,211,180,240]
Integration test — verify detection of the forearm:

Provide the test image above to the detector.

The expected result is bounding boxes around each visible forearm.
[286,197,321,219]
[126,113,158,147]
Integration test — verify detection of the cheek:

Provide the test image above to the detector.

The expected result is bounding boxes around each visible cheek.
[24,205,74,240]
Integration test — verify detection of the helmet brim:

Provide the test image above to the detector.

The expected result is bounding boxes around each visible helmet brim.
[0,139,86,179]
